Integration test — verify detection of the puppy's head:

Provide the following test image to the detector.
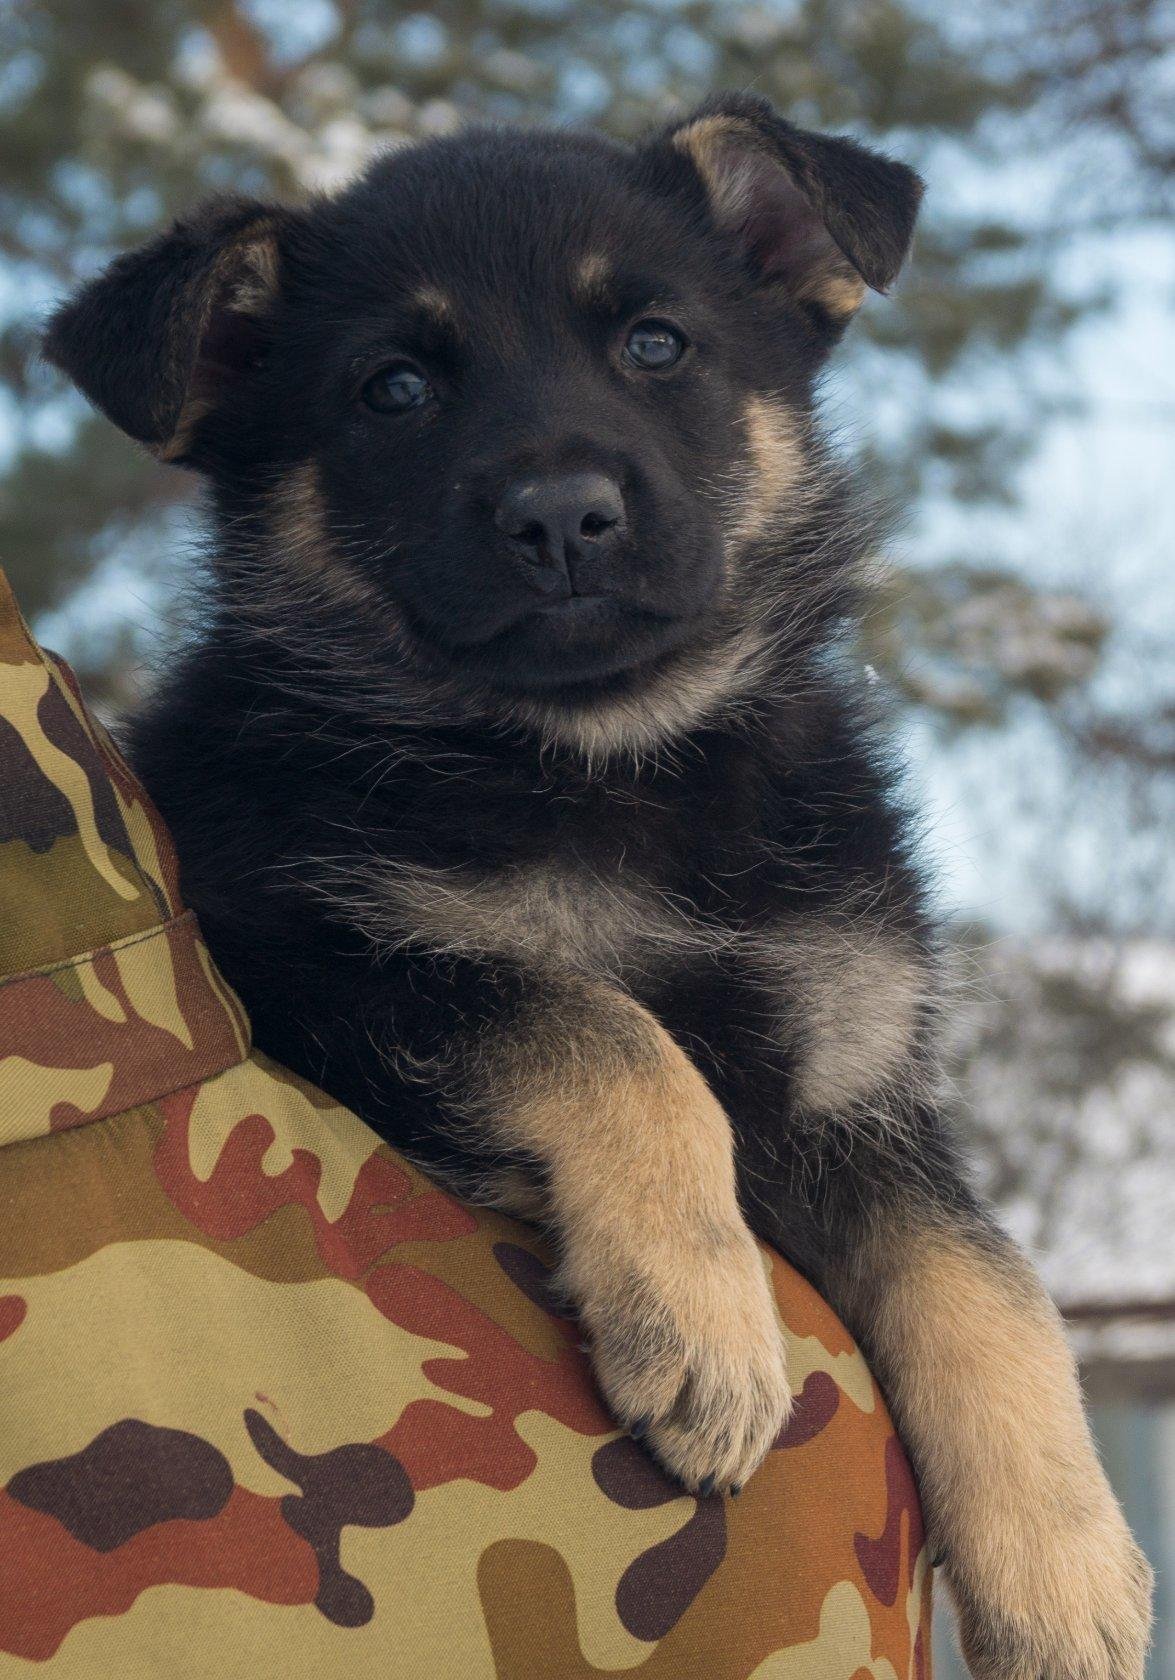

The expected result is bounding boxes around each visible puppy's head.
[47,94,921,750]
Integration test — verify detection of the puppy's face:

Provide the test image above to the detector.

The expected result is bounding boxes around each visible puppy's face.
[48,96,921,728]
[278,138,778,695]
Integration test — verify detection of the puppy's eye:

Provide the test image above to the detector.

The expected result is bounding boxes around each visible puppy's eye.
[623,320,686,371]
[362,362,432,413]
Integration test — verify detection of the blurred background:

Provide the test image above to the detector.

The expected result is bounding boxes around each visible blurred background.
[0,0,1171,1669]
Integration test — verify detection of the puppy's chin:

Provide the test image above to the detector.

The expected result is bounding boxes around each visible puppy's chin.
[446,597,705,697]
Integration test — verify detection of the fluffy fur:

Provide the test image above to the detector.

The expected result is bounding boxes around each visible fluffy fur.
[47,92,1151,1676]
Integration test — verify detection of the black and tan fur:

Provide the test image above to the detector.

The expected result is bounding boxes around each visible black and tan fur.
[46,93,1151,1678]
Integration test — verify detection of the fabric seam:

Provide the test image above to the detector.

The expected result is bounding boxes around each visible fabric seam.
[0,910,198,993]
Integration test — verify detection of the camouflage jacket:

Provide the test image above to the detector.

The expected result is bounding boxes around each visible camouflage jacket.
[0,567,932,1677]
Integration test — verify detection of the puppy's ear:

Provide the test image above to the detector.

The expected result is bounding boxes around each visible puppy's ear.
[44,196,291,464]
[659,93,923,331]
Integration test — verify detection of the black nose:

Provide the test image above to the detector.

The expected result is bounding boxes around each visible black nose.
[495,471,626,589]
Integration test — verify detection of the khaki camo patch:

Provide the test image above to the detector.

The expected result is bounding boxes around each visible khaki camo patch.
[0,658,138,904]
[748,1581,901,1678]
[0,1056,114,1139]
[0,914,248,1146]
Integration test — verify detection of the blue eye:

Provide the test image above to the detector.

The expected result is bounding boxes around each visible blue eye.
[623,320,686,371]
[363,361,432,413]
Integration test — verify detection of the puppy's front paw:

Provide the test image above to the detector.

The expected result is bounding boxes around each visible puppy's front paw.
[572,1232,791,1493]
[949,1495,1153,1680]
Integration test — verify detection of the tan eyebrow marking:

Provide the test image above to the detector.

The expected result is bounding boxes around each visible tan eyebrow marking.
[410,285,458,328]
[572,253,613,308]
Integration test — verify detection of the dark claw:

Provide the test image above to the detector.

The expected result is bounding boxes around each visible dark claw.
[730,1483,742,1498]
[697,1474,717,1498]
[630,1415,652,1442]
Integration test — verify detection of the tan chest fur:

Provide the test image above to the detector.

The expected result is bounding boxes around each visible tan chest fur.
[336,856,929,1118]
[350,856,716,978]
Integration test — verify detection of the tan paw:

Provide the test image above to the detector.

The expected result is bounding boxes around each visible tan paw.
[949,1498,1153,1680]
[570,1232,791,1493]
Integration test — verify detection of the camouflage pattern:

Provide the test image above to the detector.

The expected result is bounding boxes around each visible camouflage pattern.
[0,565,933,1677]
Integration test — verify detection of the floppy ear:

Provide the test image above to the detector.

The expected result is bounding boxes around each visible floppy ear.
[44,196,290,464]
[661,93,923,330]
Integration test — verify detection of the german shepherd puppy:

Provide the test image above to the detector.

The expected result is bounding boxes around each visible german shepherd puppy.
[47,94,1151,1677]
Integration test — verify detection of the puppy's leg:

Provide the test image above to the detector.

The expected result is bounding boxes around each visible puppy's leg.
[825,1196,1153,1680]
[452,972,791,1491]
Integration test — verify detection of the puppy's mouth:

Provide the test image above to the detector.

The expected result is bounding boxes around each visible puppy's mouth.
[448,593,705,695]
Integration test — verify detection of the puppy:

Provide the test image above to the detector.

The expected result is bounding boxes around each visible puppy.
[47,94,1151,1678]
